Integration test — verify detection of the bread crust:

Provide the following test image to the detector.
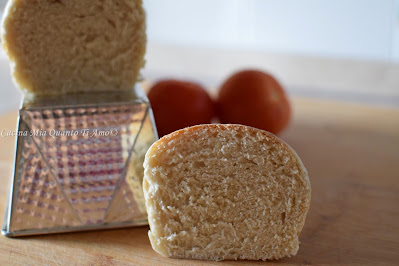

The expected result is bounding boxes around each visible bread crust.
[144,124,311,261]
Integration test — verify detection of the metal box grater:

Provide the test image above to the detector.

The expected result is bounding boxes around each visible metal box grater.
[2,85,158,237]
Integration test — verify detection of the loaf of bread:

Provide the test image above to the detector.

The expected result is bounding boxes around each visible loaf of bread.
[143,124,311,261]
[2,0,146,95]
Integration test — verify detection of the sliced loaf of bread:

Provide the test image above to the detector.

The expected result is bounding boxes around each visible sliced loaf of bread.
[143,124,311,261]
[2,0,146,95]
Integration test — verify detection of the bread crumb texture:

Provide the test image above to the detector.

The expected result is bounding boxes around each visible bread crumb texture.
[143,124,311,261]
[2,0,146,95]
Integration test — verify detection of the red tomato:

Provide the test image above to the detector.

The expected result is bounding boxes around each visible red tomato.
[148,80,215,137]
[217,70,291,134]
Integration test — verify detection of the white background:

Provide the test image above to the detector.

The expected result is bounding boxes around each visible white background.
[143,0,399,62]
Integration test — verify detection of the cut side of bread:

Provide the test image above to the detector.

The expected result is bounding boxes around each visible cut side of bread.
[143,124,311,261]
[2,0,146,95]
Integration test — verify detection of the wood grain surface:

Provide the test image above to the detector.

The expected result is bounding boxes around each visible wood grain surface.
[0,98,398,265]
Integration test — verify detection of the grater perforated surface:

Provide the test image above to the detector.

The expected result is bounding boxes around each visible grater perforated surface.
[2,86,157,236]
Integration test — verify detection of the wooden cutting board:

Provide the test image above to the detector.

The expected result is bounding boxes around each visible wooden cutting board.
[0,98,398,265]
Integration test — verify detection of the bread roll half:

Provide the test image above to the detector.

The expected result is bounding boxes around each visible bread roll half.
[143,124,311,261]
[2,0,146,95]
